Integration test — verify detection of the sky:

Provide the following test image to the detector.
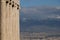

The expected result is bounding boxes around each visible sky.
[20,0,60,33]
[20,0,60,7]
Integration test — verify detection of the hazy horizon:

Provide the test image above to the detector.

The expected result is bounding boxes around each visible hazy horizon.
[20,0,60,33]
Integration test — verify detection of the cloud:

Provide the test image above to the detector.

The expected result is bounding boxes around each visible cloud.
[24,25,60,32]
[20,6,60,32]
[56,7,60,9]
[21,6,60,20]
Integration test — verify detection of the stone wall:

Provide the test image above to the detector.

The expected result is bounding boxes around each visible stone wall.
[0,0,20,40]
[0,0,1,40]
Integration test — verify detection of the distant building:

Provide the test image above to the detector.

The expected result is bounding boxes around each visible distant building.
[21,32,60,40]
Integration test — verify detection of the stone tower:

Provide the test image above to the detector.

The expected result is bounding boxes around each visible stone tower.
[0,0,20,40]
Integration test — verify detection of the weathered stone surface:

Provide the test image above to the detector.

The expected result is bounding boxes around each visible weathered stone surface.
[0,0,20,40]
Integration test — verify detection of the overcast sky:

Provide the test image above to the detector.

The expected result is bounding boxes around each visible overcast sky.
[20,0,60,33]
